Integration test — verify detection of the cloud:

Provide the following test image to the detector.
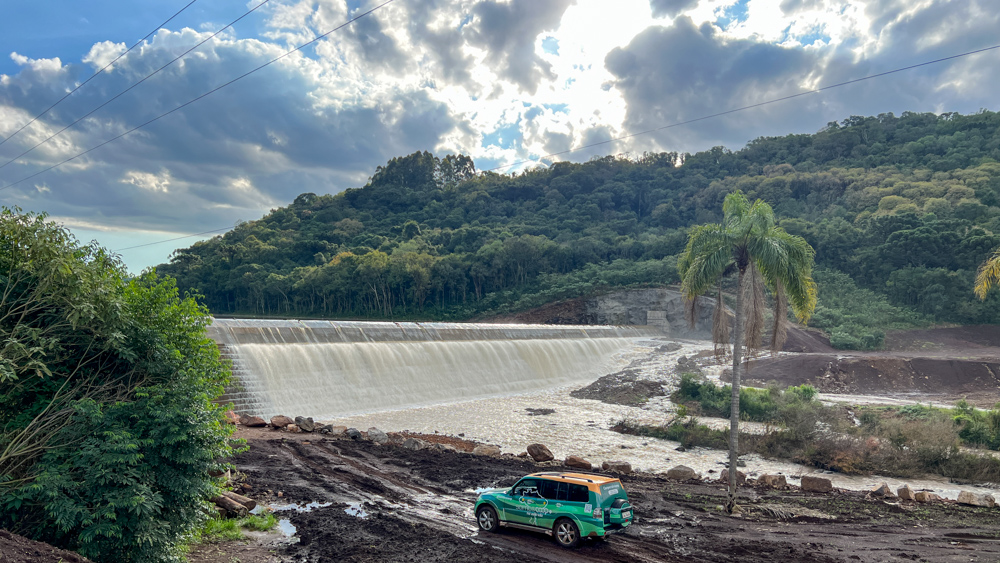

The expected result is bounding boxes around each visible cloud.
[649,0,699,18]
[466,0,576,94]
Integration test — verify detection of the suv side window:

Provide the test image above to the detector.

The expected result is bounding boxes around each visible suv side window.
[512,479,541,497]
[568,483,589,503]
[537,479,558,500]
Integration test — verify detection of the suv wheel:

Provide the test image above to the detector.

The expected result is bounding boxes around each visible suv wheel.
[553,518,580,548]
[476,505,499,532]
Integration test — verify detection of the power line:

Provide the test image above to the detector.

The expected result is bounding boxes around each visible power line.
[0,0,273,171]
[0,0,400,193]
[0,0,201,149]
[484,43,1000,172]
[114,226,235,251]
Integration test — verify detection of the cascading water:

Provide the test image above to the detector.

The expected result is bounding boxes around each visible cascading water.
[208,319,659,420]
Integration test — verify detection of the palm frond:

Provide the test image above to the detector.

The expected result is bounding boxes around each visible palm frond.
[742,262,766,357]
[770,280,788,353]
[975,248,1000,300]
[712,282,730,359]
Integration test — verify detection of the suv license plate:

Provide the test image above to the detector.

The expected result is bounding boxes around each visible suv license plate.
[622,510,632,519]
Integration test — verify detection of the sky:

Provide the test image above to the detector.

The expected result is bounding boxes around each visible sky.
[1,0,998,273]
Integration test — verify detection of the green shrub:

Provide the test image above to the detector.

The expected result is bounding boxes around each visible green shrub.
[0,210,237,563]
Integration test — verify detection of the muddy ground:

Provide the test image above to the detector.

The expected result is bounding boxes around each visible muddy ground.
[218,428,1000,563]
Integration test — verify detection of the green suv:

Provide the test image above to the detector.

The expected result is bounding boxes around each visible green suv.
[474,472,634,547]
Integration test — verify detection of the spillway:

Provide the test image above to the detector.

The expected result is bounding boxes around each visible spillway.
[208,319,660,420]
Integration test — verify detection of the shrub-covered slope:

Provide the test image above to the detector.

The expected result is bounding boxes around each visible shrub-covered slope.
[158,110,1000,347]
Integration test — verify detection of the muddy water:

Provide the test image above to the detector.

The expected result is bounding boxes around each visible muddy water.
[325,339,998,501]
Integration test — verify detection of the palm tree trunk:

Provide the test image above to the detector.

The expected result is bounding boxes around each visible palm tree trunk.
[727,269,746,512]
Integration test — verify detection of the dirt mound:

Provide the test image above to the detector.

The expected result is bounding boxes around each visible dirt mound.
[570,369,667,406]
[747,354,1000,397]
[781,326,836,353]
[886,325,1000,352]
[0,530,90,563]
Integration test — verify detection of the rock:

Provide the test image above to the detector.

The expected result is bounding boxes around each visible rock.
[240,415,268,427]
[800,476,833,493]
[432,443,458,452]
[666,465,699,480]
[402,437,427,451]
[720,469,746,485]
[320,425,347,436]
[285,424,301,433]
[870,482,896,499]
[517,452,528,458]
[957,491,996,507]
[525,408,556,416]
[366,427,389,444]
[472,444,502,456]
[675,446,686,452]
[602,461,633,473]
[897,484,916,501]
[758,474,787,488]
[295,416,316,432]
[224,410,239,424]
[270,415,294,429]
[564,456,593,470]
[914,491,939,503]
[345,428,362,440]
[526,443,555,462]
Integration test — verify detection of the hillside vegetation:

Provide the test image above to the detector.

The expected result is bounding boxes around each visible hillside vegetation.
[159,110,1000,348]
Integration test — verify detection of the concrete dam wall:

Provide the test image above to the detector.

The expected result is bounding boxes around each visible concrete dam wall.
[208,319,661,420]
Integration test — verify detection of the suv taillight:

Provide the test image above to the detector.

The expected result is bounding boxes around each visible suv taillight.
[592,507,602,518]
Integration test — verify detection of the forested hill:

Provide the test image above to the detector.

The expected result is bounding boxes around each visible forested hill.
[158,110,1000,350]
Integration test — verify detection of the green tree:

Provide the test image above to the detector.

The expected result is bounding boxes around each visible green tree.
[678,191,816,511]
[0,209,235,562]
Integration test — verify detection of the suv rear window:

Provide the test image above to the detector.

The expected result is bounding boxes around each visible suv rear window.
[538,479,590,502]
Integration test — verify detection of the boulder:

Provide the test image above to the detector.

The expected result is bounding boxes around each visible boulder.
[432,443,458,452]
[870,482,896,499]
[224,410,239,424]
[601,461,633,473]
[914,491,939,503]
[402,437,427,451]
[897,484,915,501]
[758,474,787,488]
[472,444,502,457]
[367,427,389,444]
[270,415,294,429]
[345,428,362,440]
[245,416,269,427]
[666,465,699,481]
[295,416,316,432]
[320,425,347,436]
[526,443,555,462]
[800,475,833,493]
[957,491,996,508]
[720,469,746,485]
[564,456,593,470]
[285,424,301,433]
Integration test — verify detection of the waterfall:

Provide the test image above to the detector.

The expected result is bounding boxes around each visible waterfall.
[208,319,659,419]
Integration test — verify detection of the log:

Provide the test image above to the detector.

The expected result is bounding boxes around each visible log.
[221,490,257,511]
[215,506,227,519]
[212,495,249,517]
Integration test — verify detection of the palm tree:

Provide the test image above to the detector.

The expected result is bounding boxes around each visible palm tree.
[974,248,1000,300]
[678,191,817,512]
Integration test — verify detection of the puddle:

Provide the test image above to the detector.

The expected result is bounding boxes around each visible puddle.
[345,502,369,518]
[270,501,333,512]
[277,518,297,536]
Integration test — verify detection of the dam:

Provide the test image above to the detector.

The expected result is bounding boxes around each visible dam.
[208,319,660,420]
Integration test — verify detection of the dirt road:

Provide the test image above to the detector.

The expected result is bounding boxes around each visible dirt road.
[232,430,1000,563]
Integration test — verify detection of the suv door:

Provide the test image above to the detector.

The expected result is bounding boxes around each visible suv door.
[506,478,543,525]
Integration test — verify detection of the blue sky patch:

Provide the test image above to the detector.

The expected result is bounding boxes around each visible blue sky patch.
[715,0,750,29]
[542,36,560,55]
[482,122,522,150]
[544,103,569,114]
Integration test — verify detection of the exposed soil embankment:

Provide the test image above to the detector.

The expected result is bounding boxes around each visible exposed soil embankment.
[0,530,91,563]
[230,430,1000,563]
[747,355,1000,397]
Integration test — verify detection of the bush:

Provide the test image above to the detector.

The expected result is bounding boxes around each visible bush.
[0,210,236,563]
